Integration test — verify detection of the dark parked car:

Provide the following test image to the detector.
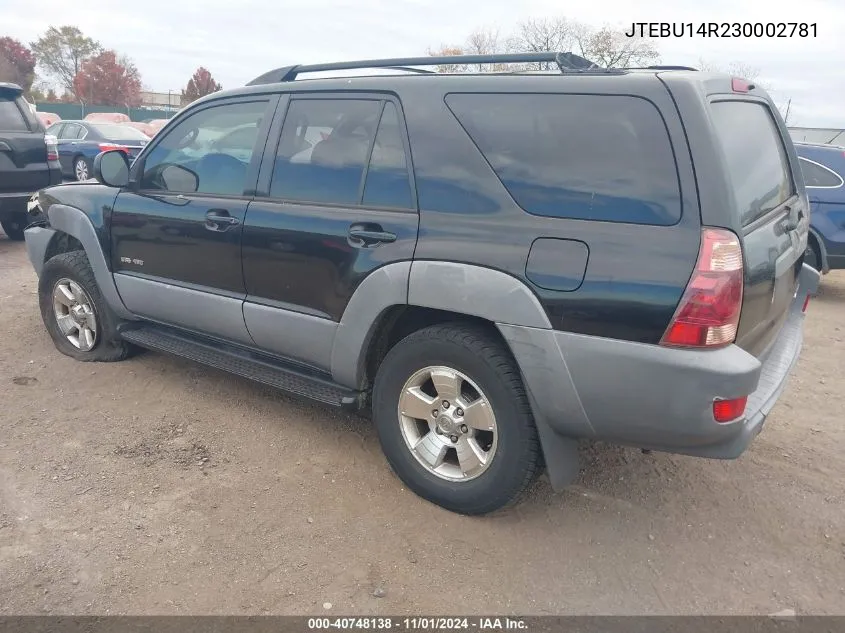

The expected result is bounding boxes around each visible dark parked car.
[45,120,150,181]
[795,142,845,272]
[0,82,61,240]
[22,53,817,514]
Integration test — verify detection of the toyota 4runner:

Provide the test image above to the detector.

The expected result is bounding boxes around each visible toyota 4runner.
[22,53,819,514]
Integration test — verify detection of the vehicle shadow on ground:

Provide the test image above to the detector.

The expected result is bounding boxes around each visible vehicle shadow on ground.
[124,349,679,522]
[814,275,845,304]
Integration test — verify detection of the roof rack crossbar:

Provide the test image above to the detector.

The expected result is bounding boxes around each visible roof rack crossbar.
[246,52,599,85]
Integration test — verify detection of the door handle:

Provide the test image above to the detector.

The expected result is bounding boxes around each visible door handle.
[348,223,397,247]
[205,209,240,232]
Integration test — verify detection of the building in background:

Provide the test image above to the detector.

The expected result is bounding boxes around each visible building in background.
[139,90,181,112]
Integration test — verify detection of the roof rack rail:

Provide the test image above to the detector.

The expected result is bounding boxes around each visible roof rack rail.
[646,65,699,71]
[245,51,599,86]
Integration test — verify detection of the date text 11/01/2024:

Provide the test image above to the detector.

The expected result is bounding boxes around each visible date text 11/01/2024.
[625,22,817,37]
[308,618,527,630]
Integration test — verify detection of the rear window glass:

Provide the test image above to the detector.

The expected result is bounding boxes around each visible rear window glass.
[92,123,150,141]
[0,97,28,131]
[799,157,843,188]
[710,101,793,226]
[445,93,682,225]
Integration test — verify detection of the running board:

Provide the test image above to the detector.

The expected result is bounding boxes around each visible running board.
[119,324,362,410]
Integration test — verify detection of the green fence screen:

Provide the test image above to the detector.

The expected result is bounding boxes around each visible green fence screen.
[33,102,176,122]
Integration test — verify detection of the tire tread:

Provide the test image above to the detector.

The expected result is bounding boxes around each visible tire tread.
[374,322,541,515]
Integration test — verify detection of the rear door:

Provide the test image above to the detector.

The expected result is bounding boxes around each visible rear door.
[0,85,51,194]
[55,122,84,173]
[241,94,418,369]
[709,99,807,356]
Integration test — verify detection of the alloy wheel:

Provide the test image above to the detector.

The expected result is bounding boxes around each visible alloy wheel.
[52,278,98,351]
[397,365,498,482]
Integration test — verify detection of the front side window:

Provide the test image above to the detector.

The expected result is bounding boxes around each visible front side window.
[271,98,381,205]
[140,100,268,196]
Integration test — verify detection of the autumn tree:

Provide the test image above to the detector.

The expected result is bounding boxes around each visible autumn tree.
[72,50,142,106]
[0,37,36,93]
[181,67,222,104]
[31,26,100,96]
[46,88,58,102]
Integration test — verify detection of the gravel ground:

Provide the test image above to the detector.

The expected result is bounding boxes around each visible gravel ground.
[1,232,844,616]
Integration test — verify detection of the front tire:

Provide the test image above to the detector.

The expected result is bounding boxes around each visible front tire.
[38,251,133,362]
[1,213,27,241]
[372,323,540,515]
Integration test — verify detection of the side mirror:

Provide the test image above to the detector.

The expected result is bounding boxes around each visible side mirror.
[93,150,130,187]
[160,164,199,193]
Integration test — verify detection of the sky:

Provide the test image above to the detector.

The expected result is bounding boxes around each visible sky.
[3,0,844,127]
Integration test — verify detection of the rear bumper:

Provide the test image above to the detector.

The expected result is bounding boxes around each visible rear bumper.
[0,191,32,216]
[500,263,820,461]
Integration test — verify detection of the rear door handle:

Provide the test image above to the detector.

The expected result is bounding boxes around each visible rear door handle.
[348,224,397,247]
[205,209,240,232]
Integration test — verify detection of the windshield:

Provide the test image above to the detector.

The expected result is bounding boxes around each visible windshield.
[92,123,150,141]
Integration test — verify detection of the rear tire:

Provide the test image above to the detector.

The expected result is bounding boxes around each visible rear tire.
[372,323,540,515]
[1,213,27,241]
[38,251,134,362]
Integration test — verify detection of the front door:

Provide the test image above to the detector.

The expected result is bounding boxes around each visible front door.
[111,96,277,345]
[241,95,419,369]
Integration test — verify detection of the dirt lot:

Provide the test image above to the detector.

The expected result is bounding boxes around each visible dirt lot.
[1,232,844,616]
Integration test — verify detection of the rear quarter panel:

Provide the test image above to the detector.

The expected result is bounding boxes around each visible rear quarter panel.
[400,74,701,344]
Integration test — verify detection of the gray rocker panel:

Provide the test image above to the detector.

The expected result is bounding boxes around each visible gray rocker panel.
[114,273,254,347]
[44,204,134,320]
[244,301,338,372]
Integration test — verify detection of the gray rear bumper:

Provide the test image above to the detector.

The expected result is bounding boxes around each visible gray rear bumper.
[501,263,820,464]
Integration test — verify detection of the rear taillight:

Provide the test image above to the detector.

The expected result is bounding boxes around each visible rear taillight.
[45,135,58,162]
[98,143,129,153]
[713,396,747,423]
[802,293,811,313]
[660,228,744,348]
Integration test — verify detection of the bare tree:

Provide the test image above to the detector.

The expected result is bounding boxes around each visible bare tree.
[426,45,469,73]
[698,58,761,81]
[507,17,577,69]
[576,25,660,68]
[465,27,505,72]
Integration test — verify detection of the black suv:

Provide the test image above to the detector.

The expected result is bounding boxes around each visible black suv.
[22,53,818,514]
[0,83,61,240]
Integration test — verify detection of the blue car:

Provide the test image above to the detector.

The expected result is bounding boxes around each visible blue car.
[45,120,150,181]
[796,142,845,273]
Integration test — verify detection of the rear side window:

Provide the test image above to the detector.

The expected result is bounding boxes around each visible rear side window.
[0,97,28,131]
[445,93,682,225]
[799,157,843,188]
[271,98,414,209]
[710,101,794,226]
